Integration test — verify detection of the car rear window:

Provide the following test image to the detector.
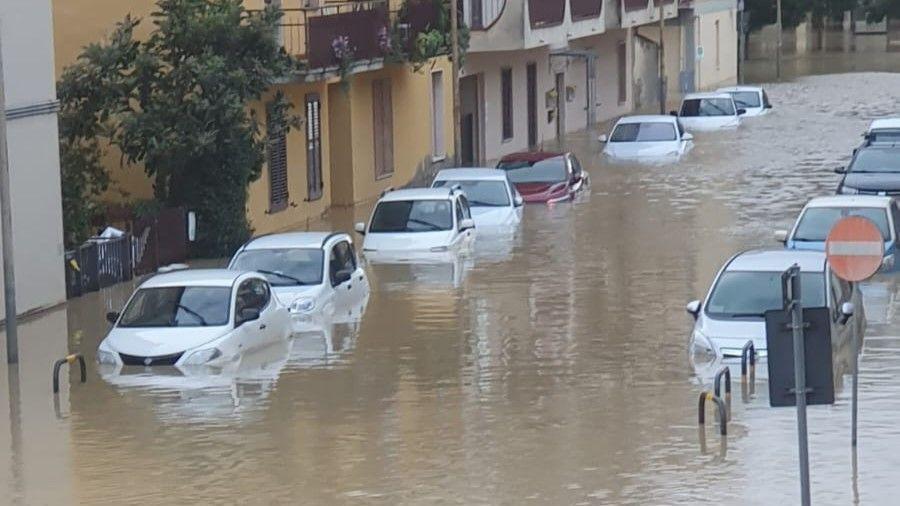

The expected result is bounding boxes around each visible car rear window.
[497,157,568,183]
[610,122,677,142]
[433,180,510,207]
[680,98,736,117]
[793,207,891,241]
[729,91,761,108]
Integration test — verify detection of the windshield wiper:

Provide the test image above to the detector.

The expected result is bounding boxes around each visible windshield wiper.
[728,312,766,318]
[407,218,444,231]
[467,199,503,207]
[175,304,208,326]
[255,269,306,285]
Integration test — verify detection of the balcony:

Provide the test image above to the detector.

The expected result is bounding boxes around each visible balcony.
[465,0,605,53]
[619,0,677,29]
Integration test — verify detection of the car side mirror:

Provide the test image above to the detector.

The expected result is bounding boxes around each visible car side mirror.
[775,230,788,244]
[765,103,773,109]
[839,301,854,324]
[682,132,694,141]
[686,300,701,318]
[459,218,475,231]
[334,268,353,285]
[354,222,366,235]
[598,134,608,143]
[834,166,846,174]
[106,311,120,324]
[737,108,747,116]
[669,110,678,117]
[237,307,261,326]
[514,194,524,207]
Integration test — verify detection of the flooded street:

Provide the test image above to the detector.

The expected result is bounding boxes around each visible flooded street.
[6,67,900,504]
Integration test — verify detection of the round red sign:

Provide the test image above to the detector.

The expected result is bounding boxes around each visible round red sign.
[825,216,885,282]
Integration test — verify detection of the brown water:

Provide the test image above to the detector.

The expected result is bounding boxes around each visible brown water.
[5,69,900,504]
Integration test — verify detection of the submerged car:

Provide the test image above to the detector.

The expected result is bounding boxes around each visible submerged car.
[675,92,744,131]
[431,168,523,228]
[716,86,772,117]
[97,269,292,367]
[776,195,897,271]
[496,151,589,203]
[228,232,370,325]
[355,187,476,260]
[836,145,900,196]
[599,115,693,161]
[687,249,864,363]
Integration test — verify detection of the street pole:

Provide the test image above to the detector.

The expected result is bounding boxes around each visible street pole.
[658,0,667,115]
[787,266,811,506]
[0,26,19,364]
[775,0,783,80]
[450,0,462,164]
[737,1,744,84]
[852,320,859,446]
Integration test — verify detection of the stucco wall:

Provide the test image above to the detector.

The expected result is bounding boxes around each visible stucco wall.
[694,7,737,90]
[589,29,634,123]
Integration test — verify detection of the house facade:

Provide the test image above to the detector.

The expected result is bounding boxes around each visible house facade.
[0,0,67,318]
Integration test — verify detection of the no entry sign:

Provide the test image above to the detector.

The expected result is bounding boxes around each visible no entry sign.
[825,216,884,282]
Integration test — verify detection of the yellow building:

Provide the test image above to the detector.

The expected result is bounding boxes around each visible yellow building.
[52,0,455,236]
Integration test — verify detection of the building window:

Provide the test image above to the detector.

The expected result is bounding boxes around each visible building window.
[715,20,721,71]
[431,71,445,159]
[501,67,513,141]
[372,79,394,179]
[266,102,289,213]
[617,41,627,104]
[305,93,323,201]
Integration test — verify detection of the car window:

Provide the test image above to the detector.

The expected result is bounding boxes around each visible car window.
[610,122,677,142]
[705,271,826,318]
[849,148,900,173]
[459,196,472,219]
[369,200,453,232]
[229,248,324,286]
[455,199,464,229]
[762,90,771,108]
[570,155,582,176]
[236,278,270,315]
[329,241,356,286]
[793,207,891,241]
[119,286,231,327]
[680,98,736,117]
[677,120,686,138]
[892,201,900,238]
[497,157,568,183]
[730,91,761,108]
[433,179,510,207]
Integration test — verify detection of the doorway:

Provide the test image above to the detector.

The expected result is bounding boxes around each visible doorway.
[527,63,538,148]
[555,72,566,140]
[460,74,482,166]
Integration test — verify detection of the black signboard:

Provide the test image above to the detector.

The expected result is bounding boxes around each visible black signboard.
[765,307,835,407]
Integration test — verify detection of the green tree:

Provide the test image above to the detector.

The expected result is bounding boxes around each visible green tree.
[745,0,811,32]
[57,0,297,255]
[861,0,900,22]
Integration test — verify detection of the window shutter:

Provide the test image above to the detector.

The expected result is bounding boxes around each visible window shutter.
[267,108,289,213]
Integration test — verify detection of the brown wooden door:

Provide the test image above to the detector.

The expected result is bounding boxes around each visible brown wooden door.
[527,63,538,148]
[372,79,394,179]
[305,93,323,201]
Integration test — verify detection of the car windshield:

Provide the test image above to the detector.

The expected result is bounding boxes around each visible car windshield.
[119,286,231,327]
[706,271,826,318]
[433,179,510,207]
[610,122,677,142]
[729,91,761,108]
[793,207,891,241]
[680,98,736,117]
[230,248,324,286]
[369,200,453,232]
[498,157,568,183]
[849,148,900,173]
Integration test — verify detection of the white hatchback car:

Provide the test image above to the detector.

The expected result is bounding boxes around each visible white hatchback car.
[431,168,523,228]
[599,115,693,161]
[675,92,744,131]
[97,269,292,367]
[717,86,772,117]
[355,187,476,260]
[228,232,370,325]
[864,118,900,145]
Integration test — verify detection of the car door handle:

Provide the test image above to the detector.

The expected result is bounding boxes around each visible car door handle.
[347,284,352,290]
[259,324,267,330]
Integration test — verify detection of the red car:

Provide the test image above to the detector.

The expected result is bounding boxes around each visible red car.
[496,151,589,203]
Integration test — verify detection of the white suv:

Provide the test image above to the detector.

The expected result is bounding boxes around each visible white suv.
[355,187,476,260]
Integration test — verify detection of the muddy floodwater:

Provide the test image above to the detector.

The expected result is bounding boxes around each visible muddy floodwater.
[6,68,900,504]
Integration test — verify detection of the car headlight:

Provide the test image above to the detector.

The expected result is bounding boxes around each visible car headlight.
[841,186,859,195]
[182,348,222,365]
[690,329,717,361]
[97,349,119,365]
[290,297,316,313]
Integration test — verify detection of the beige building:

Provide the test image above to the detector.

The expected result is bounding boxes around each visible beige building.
[0,0,66,319]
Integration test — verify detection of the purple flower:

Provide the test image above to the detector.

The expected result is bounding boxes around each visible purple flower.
[378,26,392,53]
[331,35,354,61]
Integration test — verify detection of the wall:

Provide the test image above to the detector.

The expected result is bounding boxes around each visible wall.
[694,7,737,90]
[589,29,634,123]
[0,0,67,317]
[635,23,683,96]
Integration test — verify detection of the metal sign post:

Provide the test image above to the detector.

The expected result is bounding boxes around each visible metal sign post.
[783,265,811,506]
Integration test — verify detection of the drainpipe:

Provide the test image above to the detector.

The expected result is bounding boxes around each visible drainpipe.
[451,0,462,164]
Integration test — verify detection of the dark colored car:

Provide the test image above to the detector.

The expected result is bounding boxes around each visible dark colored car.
[836,145,900,196]
[496,151,589,203]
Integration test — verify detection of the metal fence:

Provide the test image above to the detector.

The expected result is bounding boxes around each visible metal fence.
[65,235,133,299]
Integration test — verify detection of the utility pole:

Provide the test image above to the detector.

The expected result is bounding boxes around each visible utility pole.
[776,0,783,79]
[0,27,18,364]
[658,0,667,114]
[450,0,462,164]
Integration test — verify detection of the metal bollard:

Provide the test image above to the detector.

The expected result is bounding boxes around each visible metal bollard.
[698,391,728,436]
[741,341,756,383]
[714,366,732,420]
[52,354,86,394]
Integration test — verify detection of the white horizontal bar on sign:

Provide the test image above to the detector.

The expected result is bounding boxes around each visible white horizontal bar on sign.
[827,241,883,256]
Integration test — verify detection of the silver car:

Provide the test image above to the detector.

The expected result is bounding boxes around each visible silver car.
[687,249,865,370]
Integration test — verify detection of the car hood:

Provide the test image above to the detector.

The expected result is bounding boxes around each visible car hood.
[604,141,681,158]
[363,230,457,252]
[697,315,767,356]
[513,181,570,202]
[842,172,900,191]
[273,284,324,304]
[470,206,521,227]
[102,326,232,357]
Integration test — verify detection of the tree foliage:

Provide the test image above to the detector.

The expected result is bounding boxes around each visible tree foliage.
[861,0,900,22]
[57,0,296,255]
[744,0,881,32]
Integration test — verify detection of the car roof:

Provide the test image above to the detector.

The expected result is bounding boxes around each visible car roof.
[141,268,250,288]
[683,92,733,100]
[616,114,677,124]
[499,151,565,163]
[717,86,762,93]
[241,231,345,250]
[726,249,826,273]
[868,118,900,131]
[433,168,510,181]
[804,195,892,209]
[380,188,455,202]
